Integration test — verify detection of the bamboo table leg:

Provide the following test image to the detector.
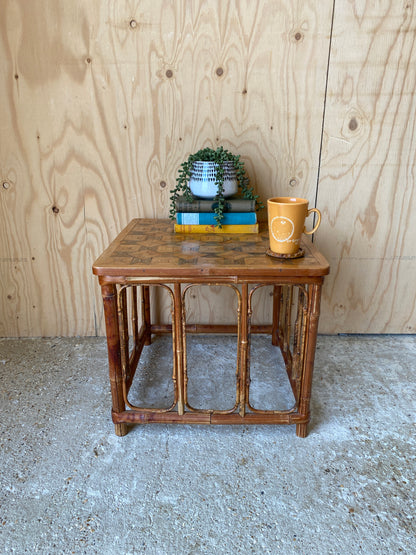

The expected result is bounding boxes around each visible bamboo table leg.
[141,285,152,346]
[101,283,128,436]
[239,283,249,417]
[272,285,282,346]
[173,282,185,415]
[296,283,322,438]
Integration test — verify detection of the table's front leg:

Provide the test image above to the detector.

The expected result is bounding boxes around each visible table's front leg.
[101,283,127,436]
[296,282,322,438]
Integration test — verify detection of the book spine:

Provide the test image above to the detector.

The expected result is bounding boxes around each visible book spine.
[176,212,257,225]
[175,196,255,213]
[174,223,259,234]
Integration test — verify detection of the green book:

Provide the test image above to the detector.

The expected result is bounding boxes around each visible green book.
[175,195,256,213]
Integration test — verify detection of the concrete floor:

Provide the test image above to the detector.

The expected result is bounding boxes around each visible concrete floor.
[0,334,415,554]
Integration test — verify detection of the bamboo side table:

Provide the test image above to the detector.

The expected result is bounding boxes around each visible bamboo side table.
[92,219,329,438]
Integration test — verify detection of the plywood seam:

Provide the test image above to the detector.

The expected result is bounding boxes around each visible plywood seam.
[313,0,336,234]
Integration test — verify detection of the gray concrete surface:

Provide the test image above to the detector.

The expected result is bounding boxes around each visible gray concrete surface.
[0,334,415,554]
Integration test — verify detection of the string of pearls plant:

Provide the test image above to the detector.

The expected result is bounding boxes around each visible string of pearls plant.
[169,146,263,227]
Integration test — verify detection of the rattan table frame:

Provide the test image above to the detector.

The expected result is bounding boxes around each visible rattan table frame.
[93,219,329,438]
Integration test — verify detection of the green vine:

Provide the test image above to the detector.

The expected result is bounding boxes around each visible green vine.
[169,146,263,227]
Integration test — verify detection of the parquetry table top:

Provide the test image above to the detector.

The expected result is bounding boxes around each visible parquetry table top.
[92,219,330,278]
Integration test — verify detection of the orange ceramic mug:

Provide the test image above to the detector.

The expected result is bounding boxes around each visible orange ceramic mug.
[267,197,321,255]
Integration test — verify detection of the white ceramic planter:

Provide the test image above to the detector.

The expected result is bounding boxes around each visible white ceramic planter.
[188,161,238,199]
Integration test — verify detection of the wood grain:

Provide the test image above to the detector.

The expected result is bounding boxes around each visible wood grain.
[1,0,98,335]
[316,0,416,333]
[1,0,332,336]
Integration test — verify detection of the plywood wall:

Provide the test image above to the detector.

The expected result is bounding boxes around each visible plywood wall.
[316,0,416,333]
[0,0,414,336]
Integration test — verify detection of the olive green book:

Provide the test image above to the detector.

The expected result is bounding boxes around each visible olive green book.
[175,196,256,213]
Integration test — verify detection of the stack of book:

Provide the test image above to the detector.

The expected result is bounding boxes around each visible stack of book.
[174,196,259,234]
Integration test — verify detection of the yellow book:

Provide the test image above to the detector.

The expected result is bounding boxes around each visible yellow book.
[174,223,259,234]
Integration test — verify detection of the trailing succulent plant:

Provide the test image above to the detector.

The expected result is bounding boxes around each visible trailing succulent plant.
[169,146,263,226]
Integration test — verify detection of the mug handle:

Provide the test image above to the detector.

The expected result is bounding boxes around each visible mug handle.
[304,208,321,235]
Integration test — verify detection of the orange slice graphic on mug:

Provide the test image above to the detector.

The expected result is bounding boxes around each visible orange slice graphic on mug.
[271,216,294,242]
